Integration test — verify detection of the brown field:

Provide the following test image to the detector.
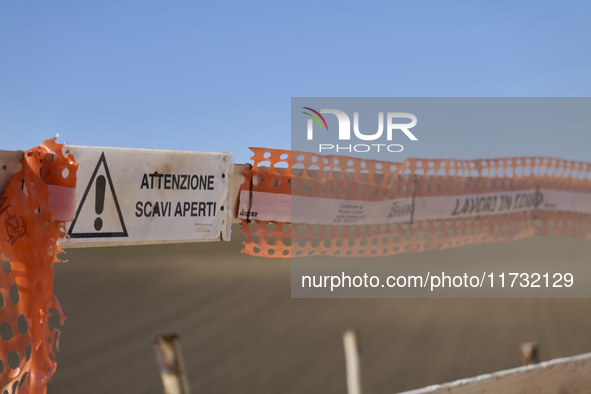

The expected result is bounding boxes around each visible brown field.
[48,225,591,393]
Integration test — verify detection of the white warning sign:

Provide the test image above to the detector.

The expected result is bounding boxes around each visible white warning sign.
[59,146,233,247]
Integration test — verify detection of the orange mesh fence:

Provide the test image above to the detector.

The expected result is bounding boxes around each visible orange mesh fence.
[0,138,77,393]
[239,148,591,258]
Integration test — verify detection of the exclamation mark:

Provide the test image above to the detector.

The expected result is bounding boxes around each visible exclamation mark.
[94,175,106,231]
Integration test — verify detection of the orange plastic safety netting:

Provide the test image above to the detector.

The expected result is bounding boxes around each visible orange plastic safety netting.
[0,138,77,393]
[239,148,591,258]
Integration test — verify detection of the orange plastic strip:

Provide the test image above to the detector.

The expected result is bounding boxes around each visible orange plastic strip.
[0,138,78,393]
[239,148,591,258]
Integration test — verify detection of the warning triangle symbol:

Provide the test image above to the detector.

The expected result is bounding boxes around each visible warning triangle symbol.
[68,152,128,238]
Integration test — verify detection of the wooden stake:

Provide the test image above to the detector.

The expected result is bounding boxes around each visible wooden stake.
[153,333,192,394]
[521,341,540,365]
[343,328,362,394]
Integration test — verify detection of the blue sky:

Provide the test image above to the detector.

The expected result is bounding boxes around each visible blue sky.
[1,1,590,163]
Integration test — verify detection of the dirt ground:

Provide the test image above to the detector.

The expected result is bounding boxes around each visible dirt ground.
[47,225,591,393]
